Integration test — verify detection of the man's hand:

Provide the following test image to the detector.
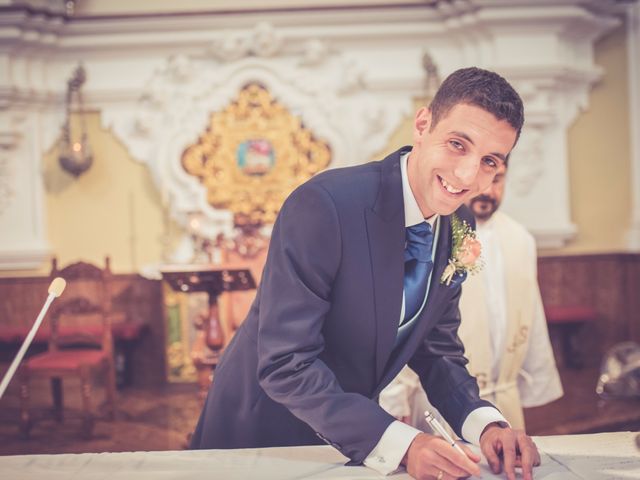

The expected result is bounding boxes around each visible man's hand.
[479,423,541,480]
[403,432,481,480]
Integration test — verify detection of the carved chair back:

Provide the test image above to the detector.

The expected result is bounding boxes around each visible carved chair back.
[49,257,114,356]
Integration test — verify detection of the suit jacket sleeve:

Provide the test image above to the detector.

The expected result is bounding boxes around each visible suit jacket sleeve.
[256,182,395,463]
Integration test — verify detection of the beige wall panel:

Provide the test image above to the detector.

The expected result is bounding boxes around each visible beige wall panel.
[41,113,171,274]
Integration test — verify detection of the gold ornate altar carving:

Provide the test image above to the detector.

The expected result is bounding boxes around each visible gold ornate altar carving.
[181,82,332,227]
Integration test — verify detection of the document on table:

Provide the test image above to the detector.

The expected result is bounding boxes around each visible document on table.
[534,432,640,479]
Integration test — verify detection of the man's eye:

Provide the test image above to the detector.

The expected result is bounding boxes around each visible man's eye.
[449,140,464,150]
[483,157,497,168]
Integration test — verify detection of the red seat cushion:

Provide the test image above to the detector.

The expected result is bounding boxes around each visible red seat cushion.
[545,305,597,324]
[0,321,147,344]
[24,350,107,371]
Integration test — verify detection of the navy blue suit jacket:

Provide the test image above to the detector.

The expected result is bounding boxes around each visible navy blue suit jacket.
[190,147,492,463]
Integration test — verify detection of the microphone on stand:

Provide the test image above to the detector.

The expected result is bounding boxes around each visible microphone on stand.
[0,277,66,400]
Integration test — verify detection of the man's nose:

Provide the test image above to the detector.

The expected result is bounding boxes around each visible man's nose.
[453,156,480,186]
[480,181,494,196]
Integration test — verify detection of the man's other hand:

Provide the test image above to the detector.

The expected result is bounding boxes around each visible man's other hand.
[480,423,541,480]
[403,432,481,480]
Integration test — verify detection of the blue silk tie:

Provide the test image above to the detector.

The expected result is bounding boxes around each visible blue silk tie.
[402,222,434,324]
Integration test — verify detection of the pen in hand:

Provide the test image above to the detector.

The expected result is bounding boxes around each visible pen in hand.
[424,410,467,456]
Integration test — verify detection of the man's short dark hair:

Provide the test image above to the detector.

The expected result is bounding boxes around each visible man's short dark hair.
[429,67,524,142]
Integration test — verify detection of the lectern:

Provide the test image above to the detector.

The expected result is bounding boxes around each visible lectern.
[160,264,255,397]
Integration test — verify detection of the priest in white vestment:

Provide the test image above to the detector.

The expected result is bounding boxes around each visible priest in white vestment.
[379,162,563,430]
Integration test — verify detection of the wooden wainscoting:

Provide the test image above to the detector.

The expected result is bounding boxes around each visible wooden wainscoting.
[0,274,165,387]
[537,253,640,368]
[527,253,640,436]
[1,254,638,384]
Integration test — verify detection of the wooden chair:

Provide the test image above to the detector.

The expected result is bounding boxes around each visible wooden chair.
[19,257,117,438]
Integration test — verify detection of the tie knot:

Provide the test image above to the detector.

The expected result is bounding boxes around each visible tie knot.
[407,221,432,238]
[405,222,433,262]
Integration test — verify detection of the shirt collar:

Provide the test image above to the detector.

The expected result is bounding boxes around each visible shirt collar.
[401,151,438,228]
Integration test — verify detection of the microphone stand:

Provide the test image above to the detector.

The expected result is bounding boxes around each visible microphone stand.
[0,278,66,400]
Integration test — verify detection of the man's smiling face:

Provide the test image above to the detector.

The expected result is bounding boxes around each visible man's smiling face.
[407,103,517,218]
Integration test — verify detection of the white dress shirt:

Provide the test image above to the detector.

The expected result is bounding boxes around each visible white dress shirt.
[364,153,507,475]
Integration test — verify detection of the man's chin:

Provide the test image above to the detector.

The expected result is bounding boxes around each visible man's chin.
[428,196,474,217]
[434,205,465,217]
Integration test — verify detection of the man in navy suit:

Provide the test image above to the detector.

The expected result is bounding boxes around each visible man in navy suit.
[191,67,540,480]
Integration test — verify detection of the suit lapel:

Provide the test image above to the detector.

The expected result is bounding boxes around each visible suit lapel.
[365,149,407,382]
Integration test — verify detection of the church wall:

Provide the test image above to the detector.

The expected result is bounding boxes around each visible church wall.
[547,23,632,255]
[0,22,632,276]
[0,1,631,273]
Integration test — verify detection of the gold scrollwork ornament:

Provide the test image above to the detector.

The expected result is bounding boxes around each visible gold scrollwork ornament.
[182,83,332,227]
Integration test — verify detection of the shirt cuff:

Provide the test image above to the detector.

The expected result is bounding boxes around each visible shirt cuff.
[461,407,509,445]
[363,421,421,475]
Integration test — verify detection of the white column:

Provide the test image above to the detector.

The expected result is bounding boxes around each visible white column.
[0,8,63,269]
[0,109,55,269]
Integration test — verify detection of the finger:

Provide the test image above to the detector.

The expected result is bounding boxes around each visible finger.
[518,439,535,480]
[405,434,476,480]
[432,455,477,479]
[501,437,518,480]
[414,451,464,480]
[459,442,481,463]
[433,440,481,477]
[481,438,502,474]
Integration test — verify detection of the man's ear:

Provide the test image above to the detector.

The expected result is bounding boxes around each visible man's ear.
[413,107,431,144]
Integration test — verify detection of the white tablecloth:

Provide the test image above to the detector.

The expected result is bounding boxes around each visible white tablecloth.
[0,432,637,480]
